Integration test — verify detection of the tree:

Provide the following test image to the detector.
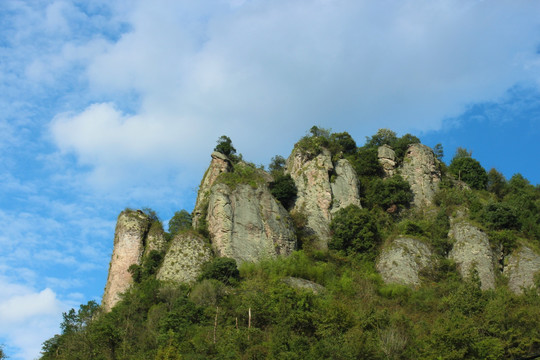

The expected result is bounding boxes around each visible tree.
[214,135,236,157]
[365,129,398,148]
[199,257,240,285]
[269,155,286,175]
[0,345,6,360]
[329,132,357,155]
[433,143,444,161]
[269,174,297,209]
[449,157,488,190]
[453,147,472,160]
[329,205,380,257]
[168,210,192,236]
[487,168,507,199]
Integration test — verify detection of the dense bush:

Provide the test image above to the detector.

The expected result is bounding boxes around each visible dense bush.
[269,174,297,209]
[167,209,192,237]
[329,205,380,257]
[199,257,240,285]
[363,175,413,211]
[214,135,236,157]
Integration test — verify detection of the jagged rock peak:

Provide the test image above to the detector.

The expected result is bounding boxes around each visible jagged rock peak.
[378,144,397,177]
[376,237,434,287]
[157,232,212,284]
[399,143,442,207]
[286,147,361,250]
[192,151,232,229]
[206,182,297,263]
[504,245,540,294]
[448,220,496,290]
[102,210,152,312]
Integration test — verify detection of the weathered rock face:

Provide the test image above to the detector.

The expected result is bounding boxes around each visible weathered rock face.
[399,144,441,207]
[206,183,297,263]
[377,237,434,287]
[157,232,212,284]
[378,145,397,177]
[330,159,362,214]
[282,277,326,295]
[504,246,540,294]
[193,152,232,229]
[286,148,361,250]
[102,210,150,312]
[143,223,166,257]
[448,221,496,290]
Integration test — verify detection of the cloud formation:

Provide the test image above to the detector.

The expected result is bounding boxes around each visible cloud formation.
[47,0,540,188]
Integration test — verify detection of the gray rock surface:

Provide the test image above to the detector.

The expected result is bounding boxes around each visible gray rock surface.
[157,232,212,284]
[378,145,397,177]
[286,148,361,250]
[504,245,540,294]
[102,210,150,312]
[330,159,362,214]
[448,221,496,290]
[193,152,232,229]
[143,222,166,257]
[206,183,297,263]
[399,144,441,207]
[282,277,326,295]
[376,237,434,286]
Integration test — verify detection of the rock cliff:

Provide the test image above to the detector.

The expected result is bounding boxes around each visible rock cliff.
[102,210,152,312]
[378,145,397,177]
[286,148,361,249]
[448,220,496,290]
[504,245,540,294]
[192,152,232,229]
[399,144,441,207]
[206,182,297,263]
[376,237,434,287]
[157,232,212,284]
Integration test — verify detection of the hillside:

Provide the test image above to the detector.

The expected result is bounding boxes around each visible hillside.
[40,128,540,360]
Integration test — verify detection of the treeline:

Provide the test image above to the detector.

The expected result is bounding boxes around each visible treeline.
[40,128,540,360]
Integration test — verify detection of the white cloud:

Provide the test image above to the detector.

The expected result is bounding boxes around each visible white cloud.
[46,0,540,188]
[0,277,66,360]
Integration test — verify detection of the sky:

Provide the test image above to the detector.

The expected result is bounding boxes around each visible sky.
[1,0,540,358]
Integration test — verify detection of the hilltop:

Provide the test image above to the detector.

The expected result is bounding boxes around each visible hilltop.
[41,128,540,360]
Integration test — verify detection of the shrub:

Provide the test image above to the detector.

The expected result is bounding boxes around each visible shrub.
[448,157,488,190]
[269,174,297,209]
[214,135,236,157]
[329,205,380,257]
[199,257,240,285]
[168,210,192,237]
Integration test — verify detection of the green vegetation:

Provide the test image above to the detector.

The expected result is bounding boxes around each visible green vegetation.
[40,127,540,360]
[214,135,236,157]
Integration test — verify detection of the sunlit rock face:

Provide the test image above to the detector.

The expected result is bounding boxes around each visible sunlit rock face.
[206,182,297,263]
[377,237,434,287]
[102,210,150,312]
[504,246,540,294]
[399,143,441,207]
[192,152,232,229]
[157,232,212,284]
[286,148,361,250]
[448,220,496,290]
[378,145,397,178]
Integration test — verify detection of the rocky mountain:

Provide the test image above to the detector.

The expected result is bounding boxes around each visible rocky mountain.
[101,129,540,312]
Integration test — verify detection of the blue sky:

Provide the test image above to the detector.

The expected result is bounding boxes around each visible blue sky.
[1,0,540,358]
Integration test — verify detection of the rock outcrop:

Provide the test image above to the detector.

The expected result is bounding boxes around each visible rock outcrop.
[192,152,232,229]
[143,223,166,257]
[330,159,363,214]
[286,148,361,249]
[399,144,441,207]
[282,277,326,295]
[377,237,434,287]
[378,145,397,177]
[157,232,212,284]
[102,210,151,312]
[206,182,297,263]
[448,221,496,290]
[504,246,540,294]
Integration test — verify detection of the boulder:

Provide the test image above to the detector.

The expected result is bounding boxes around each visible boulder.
[102,210,150,312]
[378,145,397,177]
[157,232,212,284]
[448,221,496,290]
[504,246,540,294]
[399,144,441,207]
[282,277,326,295]
[376,237,434,286]
[192,152,232,229]
[206,183,297,263]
